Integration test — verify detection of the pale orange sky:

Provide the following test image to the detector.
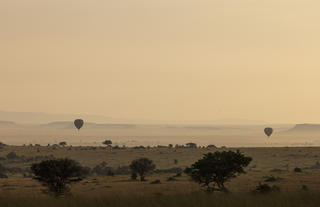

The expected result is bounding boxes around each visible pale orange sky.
[1,0,320,123]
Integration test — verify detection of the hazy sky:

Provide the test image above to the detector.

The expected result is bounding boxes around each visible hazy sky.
[1,0,320,123]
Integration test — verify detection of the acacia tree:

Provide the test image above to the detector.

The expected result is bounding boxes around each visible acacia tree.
[102,140,112,146]
[129,158,155,181]
[186,150,252,192]
[31,158,87,196]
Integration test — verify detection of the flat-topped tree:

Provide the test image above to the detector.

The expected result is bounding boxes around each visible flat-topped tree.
[186,142,197,148]
[102,140,112,146]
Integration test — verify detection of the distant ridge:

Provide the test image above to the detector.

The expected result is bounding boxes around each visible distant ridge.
[0,120,16,125]
[287,124,320,133]
[0,110,268,125]
[40,121,136,129]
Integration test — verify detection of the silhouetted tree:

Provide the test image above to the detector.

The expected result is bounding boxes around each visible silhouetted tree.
[0,142,7,150]
[294,167,302,173]
[129,158,155,181]
[6,151,19,159]
[102,140,112,146]
[186,143,197,148]
[0,163,8,178]
[92,161,114,176]
[207,144,217,149]
[186,150,252,192]
[31,158,86,196]
[252,183,280,194]
[131,172,137,180]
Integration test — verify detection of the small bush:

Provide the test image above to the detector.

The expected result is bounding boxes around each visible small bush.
[167,177,177,182]
[92,162,114,176]
[301,185,309,191]
[253,183,280,194]
[207,145,217,149]
[150,179,161,184]
[0,173,8,178]
[6,152,19,160]
[294,167,302,173]
[133,146,145,149]
[270,168,283,172]
[174,172,182,177]
[23,172,33,178]
[264,175,282,182]
[155,167,182,174]
[115,166,131,175]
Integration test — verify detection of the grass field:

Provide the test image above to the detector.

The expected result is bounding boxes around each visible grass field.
[1,192,320,207]
[0,146,320,206]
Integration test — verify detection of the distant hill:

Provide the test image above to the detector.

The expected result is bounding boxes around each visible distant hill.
[286,124,320,133]
[0,110,268,125]
[0,120,16,126]
[39,121,136,129]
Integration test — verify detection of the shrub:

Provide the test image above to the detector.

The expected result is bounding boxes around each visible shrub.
[130,158,155,181]
[92,162,114,176]
[150,179,161,184]
[115,166,131,175]
[0,173,8,178]
[6,152,19,160]
[59,142,67,147]
[264,175,282,182]
[133,146,145,149]
[23,172,33,178]
[253,183,280,194]
[174,172,182,177]
[186,143,197,148]
[294,167,302,173]
[301,185,309,191]
[31,158,86,196]
[270,168,283,172]
[167,177,177,182]
[207,145,217,149]
[185,150,252,192]
[154,167,182,174]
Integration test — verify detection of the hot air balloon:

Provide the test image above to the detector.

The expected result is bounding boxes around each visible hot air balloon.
[74,119,84,130]
[264,127,273,137]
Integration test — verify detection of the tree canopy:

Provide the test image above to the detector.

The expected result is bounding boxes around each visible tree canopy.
[186,150,252,192]
[130,158,155,181]
[31,158,87,196]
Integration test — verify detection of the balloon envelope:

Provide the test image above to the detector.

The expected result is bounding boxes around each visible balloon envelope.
[74,119,84,130]
[264,127,273,137]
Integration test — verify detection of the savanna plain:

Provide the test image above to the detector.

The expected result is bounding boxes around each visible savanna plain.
[1,145,320,207]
